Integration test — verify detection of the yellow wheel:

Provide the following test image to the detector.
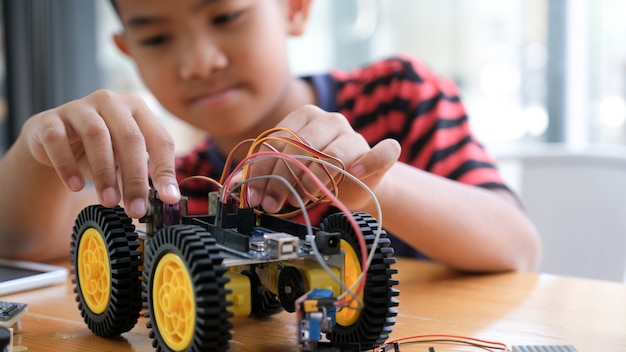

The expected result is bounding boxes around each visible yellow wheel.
[335,238,363,326]
[153,253,195,350]
[320,212,399,350]
[77,228,110,314]
[70,205,142,337]
[144,225,232,352]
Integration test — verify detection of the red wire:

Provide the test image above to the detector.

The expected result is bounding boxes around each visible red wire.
[222,151,369,299]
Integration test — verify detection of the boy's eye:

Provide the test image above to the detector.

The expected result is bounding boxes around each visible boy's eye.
[212,11,243,25]
[140,35,170,46]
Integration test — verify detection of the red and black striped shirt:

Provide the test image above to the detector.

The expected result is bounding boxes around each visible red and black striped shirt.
[175,56,508,257]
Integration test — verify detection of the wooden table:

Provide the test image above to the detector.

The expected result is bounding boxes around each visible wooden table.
[2,258,625,351]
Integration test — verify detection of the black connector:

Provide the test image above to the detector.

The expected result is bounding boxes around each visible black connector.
[381,342,400,352]
[314,231,341,255]
[0,327,9,352]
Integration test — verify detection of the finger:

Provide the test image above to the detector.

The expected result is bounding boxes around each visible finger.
[255,141,322,211]
[93,93,150,217]
[129,96,180,205]
[64,106,121,208]
[31,114,85,191]
[246,105,354,212]
[259,111,347,212]
[278,114,360,208]
[348,138,401,179]
[280,139,356,209]
[244,149,284,211]
[260,141,313,212]
[242,129,294,210]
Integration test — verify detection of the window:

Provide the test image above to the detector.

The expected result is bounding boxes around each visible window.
[1,0,98,155]
[301,0,551,148]
[589,0,626,145]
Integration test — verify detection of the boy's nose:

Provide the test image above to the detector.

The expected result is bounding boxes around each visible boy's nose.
[179,37,228,80]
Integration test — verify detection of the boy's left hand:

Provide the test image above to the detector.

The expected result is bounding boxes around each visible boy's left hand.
[244,105,401,213]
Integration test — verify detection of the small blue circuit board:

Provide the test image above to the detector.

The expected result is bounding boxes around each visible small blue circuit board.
[0,301,27,327]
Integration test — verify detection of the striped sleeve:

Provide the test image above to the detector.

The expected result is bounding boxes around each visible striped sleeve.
[332,55,507,190]
[174,139,218,214]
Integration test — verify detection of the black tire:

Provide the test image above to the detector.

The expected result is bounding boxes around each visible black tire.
[70,205,143,337]
[144,224,232,352]
[320,211,399,351]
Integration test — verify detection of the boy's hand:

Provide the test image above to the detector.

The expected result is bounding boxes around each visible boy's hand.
[22,89,180,218]
[245,105,401,213]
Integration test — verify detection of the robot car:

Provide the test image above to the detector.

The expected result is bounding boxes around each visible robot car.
[69,131,399,351]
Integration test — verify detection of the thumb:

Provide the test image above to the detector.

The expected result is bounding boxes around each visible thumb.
[348,138,401,179]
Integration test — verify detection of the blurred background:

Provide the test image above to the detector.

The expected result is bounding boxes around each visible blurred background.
[1,0,626,281]
[2,0,626,154]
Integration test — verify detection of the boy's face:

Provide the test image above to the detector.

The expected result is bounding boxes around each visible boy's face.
[113,0,311,140]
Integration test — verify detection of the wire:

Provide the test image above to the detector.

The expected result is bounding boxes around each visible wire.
[178,175,224,190]
[236,127,345,213]
[177,131,503,352]
[228,173,365,308]
[293,154,384,305]
[178,128,384,310]
[220,151,371,305]
[376,334,511,352]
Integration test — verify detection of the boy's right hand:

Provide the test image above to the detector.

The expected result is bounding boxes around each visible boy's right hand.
[21,89,180,218]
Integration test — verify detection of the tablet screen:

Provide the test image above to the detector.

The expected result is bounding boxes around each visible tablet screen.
[0,266,45,282]
[0,259,68,296]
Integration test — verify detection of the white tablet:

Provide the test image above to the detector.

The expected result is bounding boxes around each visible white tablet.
[0,259,69,296]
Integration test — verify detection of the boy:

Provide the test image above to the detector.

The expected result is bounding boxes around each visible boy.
[0,0,540,271]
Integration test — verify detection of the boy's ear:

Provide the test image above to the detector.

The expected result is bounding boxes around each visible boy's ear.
[286,0,312,36]
[113,33,131,57]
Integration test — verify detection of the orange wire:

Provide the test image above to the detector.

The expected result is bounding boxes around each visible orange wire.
[219,138,256,184]
[178,175,223,190]
[178,128,369,305]
[378,333,511,352]
[221,150,369,300]
[234,128,345,212]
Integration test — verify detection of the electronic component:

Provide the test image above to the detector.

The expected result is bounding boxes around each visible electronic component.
[0,327,10,352]
[313,231,341,255]
[297,288,336,351]
[265,232,300,259]
[246,228,303,259]
[381,343,401,352]
[295,288,362,351]
[70,127,399,352]
[0,301,27,328]
[512,346,577,352]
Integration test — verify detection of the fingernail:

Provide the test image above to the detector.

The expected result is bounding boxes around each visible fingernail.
[163,183,181,200]
[101,187,118,206]
[67,176,83,191]
[129,198,147,217]
[262,196,278,213]
[350,164,366,178]
[247,188,261,207]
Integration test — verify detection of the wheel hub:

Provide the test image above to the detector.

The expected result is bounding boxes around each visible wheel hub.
[78,228,111,314]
